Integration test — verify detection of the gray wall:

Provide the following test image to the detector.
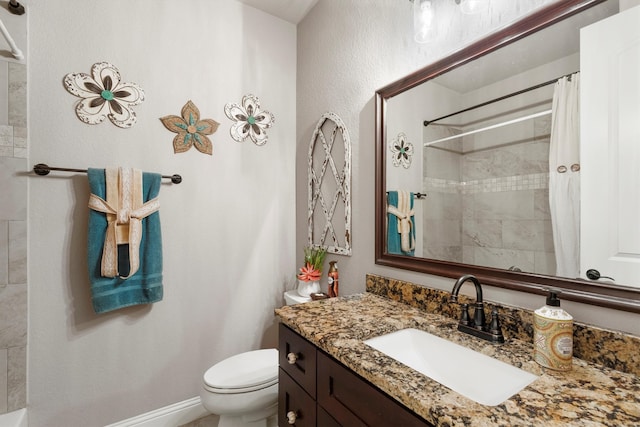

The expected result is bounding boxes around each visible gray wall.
[296,0,640,336]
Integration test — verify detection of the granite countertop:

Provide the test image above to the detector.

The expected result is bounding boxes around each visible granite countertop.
[275,293,640,427]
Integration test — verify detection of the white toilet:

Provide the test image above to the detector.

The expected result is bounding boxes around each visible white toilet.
[283,290,311,305]
[200,348,279,427]
[200,291,309,427]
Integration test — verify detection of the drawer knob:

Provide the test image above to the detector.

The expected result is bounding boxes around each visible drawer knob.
[287,352,298,364]
[286,410,297,424]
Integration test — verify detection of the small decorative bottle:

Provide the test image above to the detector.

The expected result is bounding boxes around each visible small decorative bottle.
[327,261,339,298]
[533,291,573,371]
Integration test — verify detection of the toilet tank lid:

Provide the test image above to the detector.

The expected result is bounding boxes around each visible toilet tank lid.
[204,348,278,389]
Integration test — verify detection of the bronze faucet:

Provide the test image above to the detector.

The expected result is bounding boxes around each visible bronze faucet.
[450,274,504,343]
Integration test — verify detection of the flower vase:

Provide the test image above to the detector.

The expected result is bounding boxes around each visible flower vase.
[297,279,320,297]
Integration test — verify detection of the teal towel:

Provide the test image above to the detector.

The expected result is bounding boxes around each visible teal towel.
[87,168,163,313]
[387,191,415,256]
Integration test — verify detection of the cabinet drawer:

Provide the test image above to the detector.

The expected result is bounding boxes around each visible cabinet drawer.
[279,369,316,427]
[317,351,433,427]
[279,324,317,398]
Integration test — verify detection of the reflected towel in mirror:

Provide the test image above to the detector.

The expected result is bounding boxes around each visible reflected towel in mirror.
[387,191,415,256]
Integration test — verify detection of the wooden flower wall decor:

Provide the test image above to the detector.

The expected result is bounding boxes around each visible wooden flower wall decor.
[160,101,219,155]
[224,94,274,146]
[390,132,414,169]
[63,62,145,128]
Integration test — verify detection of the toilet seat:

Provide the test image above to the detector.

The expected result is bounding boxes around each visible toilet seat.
[203,348,278,394]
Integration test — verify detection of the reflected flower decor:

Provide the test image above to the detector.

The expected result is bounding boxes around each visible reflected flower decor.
[224,94,274,146]
[160,100,219,155]
[63,62,145,128]
[390,132,414,169]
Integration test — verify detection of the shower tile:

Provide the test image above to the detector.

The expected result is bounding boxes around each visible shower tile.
[0,221,6,287]
[0,157,27,220]
[0,285,27,349]
[535,250,557,277]
[8,63,26,128]
[13,127,26,151]
[474,246,534,272]
[473,190,534,220]
[462,219,502,247]
[534,188,551,219]
[0,62,8,126]
[12,147,26,158]
[503,219,554,251]
[0,125,11,147]
[7,345,25,411]
[424,219,461,245]
[0,146,12,157]
[8,221,26,284]
[0,348,6,414]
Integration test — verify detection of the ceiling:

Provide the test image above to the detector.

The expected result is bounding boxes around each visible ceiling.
[236,0,318,24]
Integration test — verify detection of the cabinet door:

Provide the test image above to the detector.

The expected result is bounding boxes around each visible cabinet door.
[279,324,317,398]
[317,405,342,427]
[317,351,433,427]
[580,5,640,285]
[279,369,316,427]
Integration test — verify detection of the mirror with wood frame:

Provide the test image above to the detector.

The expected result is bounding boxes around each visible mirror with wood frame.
[375,0,640,313]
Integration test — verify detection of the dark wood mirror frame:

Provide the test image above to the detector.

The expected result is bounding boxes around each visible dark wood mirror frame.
[375,0,640,314]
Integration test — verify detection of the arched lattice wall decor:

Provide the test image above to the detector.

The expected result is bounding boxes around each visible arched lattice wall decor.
[307,112,352,255]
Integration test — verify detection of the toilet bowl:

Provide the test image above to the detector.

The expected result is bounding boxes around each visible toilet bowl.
[200,349,279,427]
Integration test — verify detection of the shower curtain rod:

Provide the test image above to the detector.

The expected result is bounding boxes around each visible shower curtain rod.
[423,71,578,127]
[32,163,183,184]
[424,109,551,147]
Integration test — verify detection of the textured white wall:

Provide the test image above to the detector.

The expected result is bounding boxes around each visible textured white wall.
[296,0,640,336]
[28,1,296,425]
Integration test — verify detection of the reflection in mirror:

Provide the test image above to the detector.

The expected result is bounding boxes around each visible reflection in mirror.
[376,0,640,313]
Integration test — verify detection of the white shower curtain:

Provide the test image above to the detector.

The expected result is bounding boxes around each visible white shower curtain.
[549,73,580,278]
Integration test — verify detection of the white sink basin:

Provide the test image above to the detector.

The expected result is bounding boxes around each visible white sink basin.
[364,328,538,406]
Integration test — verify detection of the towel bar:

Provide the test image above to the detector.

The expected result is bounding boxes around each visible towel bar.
[32,163,182,184]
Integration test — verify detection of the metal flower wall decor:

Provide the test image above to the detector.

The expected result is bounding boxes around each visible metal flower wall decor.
[224,94,274,146]
[63,62,145,128]
[160,101,219,155]
[390,132,414,169]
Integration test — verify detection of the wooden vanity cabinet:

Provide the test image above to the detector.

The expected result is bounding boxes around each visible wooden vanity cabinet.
[278,323,433,427]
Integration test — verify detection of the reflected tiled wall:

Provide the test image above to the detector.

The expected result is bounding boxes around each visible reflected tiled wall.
[0,61,27,414]
[422,116,555,275]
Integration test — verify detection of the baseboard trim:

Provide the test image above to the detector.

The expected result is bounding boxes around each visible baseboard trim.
[104,397,210,427]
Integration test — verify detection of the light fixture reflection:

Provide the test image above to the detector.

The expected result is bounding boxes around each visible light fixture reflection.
[457,0,489,14]
[413,0,436,43]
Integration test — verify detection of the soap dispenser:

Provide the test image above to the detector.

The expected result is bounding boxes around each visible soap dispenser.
[533,291,573,371]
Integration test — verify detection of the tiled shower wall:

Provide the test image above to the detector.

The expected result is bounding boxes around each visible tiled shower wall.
[423,116,555,276]
[0,61,27,414]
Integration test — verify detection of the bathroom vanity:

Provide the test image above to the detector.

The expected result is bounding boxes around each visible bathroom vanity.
[278,323,431,427]
[275,277,640,426]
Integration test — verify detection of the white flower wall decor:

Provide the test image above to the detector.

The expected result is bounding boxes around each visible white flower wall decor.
[390,132,414,169]
[64,62,145,128]
[224,94,274,146]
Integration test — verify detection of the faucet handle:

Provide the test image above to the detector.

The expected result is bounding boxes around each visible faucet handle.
[459,303,471,326]
[488,309,503,337]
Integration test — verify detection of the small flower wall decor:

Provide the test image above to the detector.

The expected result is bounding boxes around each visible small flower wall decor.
[224,94,274,146]
[160,100,219,155]
[390,132,414,169]
[63,62,145,128]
